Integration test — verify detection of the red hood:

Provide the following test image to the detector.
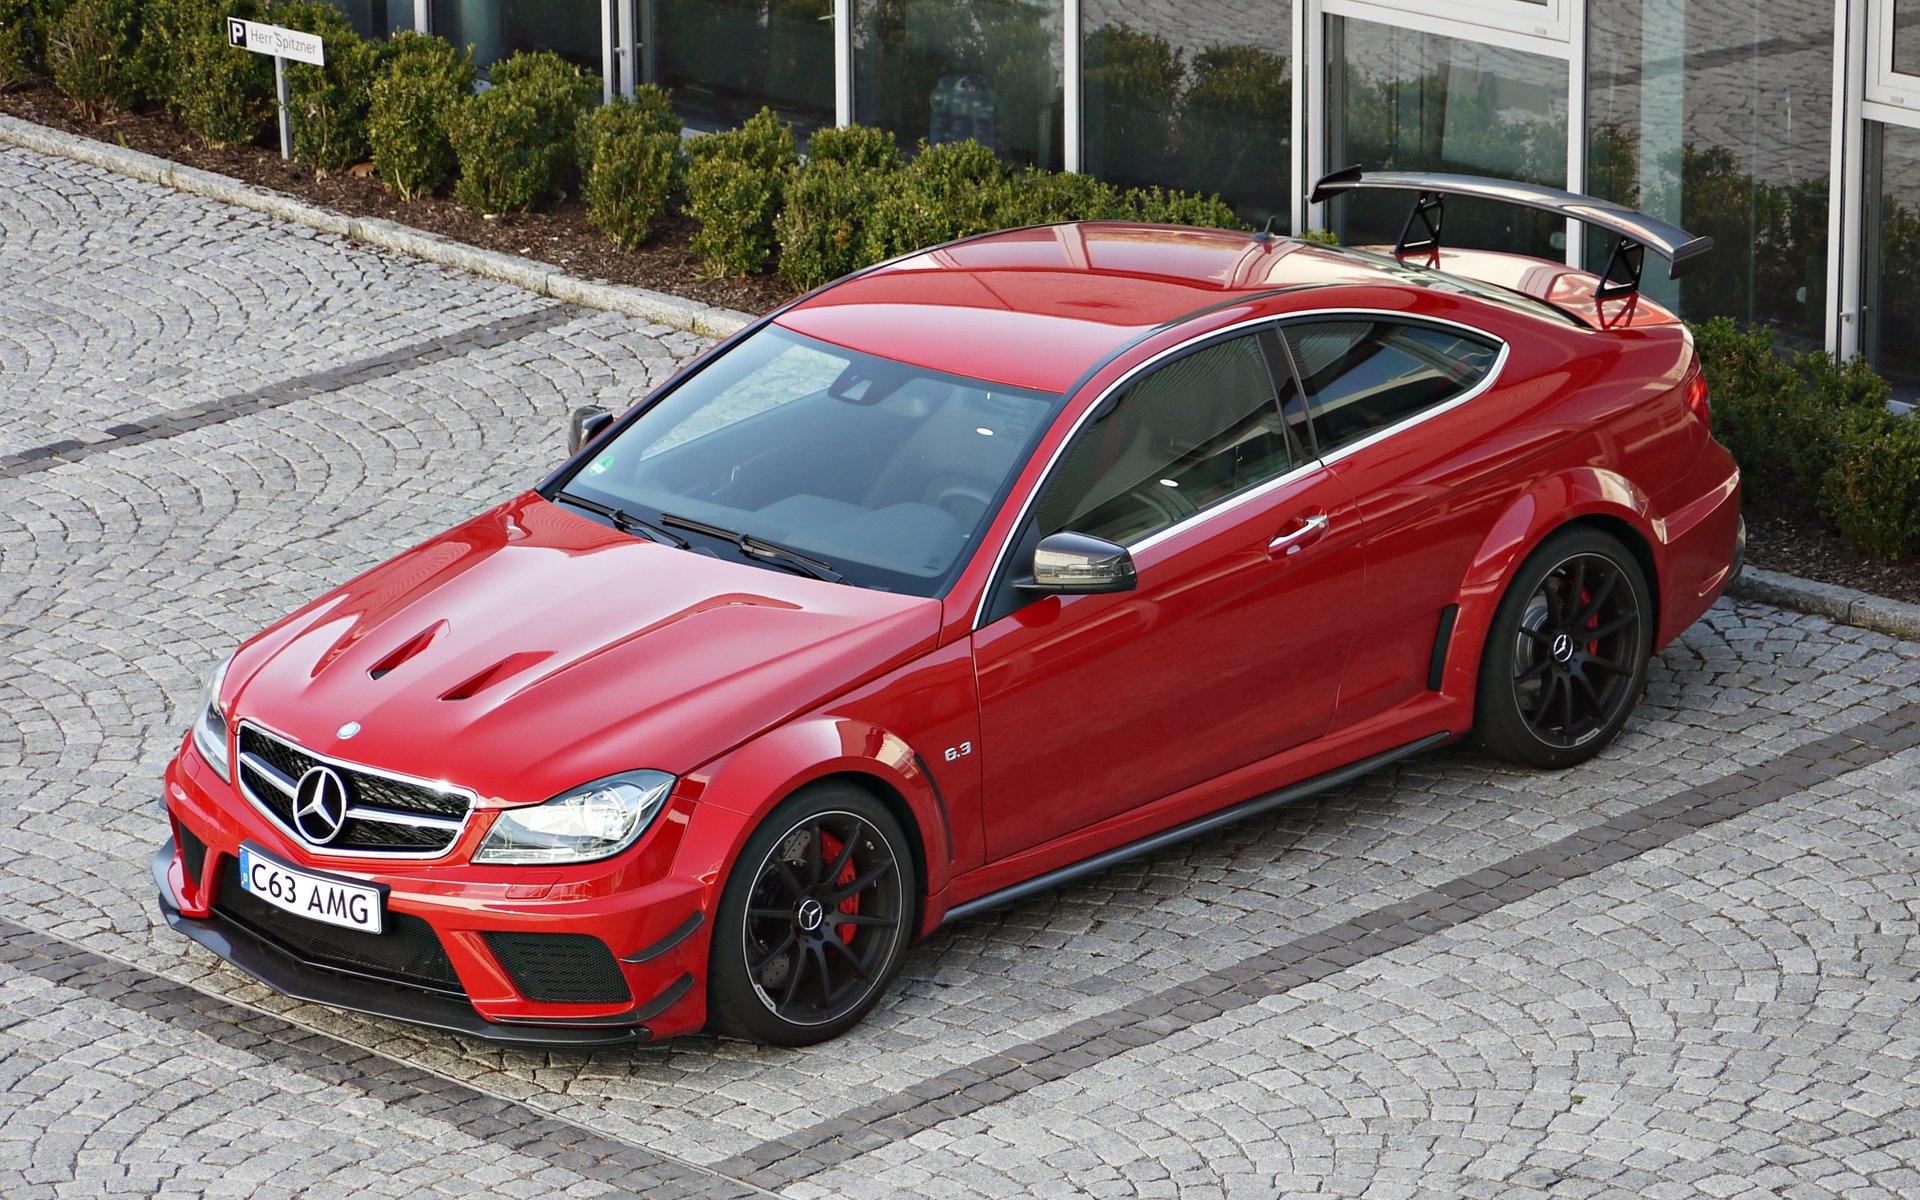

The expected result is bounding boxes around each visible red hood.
[225,493,941,805]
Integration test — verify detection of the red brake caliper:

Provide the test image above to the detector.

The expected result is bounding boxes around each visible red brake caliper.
[819,831,859,944]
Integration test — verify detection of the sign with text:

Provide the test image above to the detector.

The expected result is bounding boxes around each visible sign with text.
[226,19,325,66]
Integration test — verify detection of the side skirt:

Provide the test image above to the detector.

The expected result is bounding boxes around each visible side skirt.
[942,732,1452,925]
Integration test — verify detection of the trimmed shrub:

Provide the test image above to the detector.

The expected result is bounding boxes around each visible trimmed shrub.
[687,154,781,276]
[1120,185,1242,230]
[1818,410,1920,560]
[0,0,67,90]
[804,122,900,173]
[776,158,890,289]
[46,0,138,119]
[274,0,382,173]
[857,139,1017,262]
[367,31,473,200]
[141,0,273,145]
[689,104,797,173]
[685,106,795,275]
[579,93,682,250]
[1008,167,1127,225]
[449,49,597,214]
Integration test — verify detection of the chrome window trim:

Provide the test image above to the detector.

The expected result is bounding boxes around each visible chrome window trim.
[970,308,1509,630]
[236,720,478,861]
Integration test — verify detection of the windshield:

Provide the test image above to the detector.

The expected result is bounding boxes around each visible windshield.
[555,324,1062,596]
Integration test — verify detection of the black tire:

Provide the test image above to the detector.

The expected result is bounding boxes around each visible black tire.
[1473,527,1654,769]
[706,783,915,1046]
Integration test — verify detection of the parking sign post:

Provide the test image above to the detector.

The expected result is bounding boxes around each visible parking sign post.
[226,18,325,161]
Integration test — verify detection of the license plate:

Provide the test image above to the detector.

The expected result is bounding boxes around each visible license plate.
[237,845,384,934]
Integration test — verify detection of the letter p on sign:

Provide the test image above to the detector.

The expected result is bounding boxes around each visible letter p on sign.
[228,18,247,47]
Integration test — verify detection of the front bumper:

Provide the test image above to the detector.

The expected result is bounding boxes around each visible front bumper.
[154,839,662,1047]
[158,741,716,1046]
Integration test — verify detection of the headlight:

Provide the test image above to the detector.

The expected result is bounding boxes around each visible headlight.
[474,770,674,865]
[190,656,233,781]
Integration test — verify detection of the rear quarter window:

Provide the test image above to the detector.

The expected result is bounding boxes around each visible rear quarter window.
[1281,320,1500,455]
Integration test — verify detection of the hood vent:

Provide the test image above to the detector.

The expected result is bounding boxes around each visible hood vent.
[369,621,448,680]
[440,651,553,702]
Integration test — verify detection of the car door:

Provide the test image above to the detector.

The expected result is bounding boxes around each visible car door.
[1272,316,1509,730]
[969,327,1366,861]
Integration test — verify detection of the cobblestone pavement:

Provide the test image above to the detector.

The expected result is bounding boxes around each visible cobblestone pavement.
[2,142,1918,1199]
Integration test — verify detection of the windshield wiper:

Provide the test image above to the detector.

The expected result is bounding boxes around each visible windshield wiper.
[553,491,689,548]
[658,513,843,583]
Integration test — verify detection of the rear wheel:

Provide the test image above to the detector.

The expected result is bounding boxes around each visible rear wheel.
[1474,527,1653,769]
[706,784,914,1045]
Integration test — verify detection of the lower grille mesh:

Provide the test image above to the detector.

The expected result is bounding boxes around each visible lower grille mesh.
[213,858,465,996]
[176,822,209,889]
[482,932,632,1005]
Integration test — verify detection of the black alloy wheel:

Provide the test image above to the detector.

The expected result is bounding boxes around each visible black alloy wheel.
[707,785,913,1045]
[1474,527,1654,769]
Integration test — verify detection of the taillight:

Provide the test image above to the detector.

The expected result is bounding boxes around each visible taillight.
[1684,368,1711,426]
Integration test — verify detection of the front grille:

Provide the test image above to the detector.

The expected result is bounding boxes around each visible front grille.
[236,724,472,856]
[176,821,209,889]
[482,932,632,1005]
[213,858,465,996]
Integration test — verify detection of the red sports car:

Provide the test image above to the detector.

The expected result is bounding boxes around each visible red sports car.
[156,171,1744,1046]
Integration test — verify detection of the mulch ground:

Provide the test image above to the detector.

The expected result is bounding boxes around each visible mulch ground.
[4,82,1917,607]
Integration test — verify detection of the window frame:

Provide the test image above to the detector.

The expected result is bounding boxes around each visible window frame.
[1273,315,1508,463]
[971,309,1508,631]
[1027,328,1308,552]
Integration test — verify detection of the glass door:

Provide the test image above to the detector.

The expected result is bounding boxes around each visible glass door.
[1862,0,1920,401]
[1315,3,1577,261]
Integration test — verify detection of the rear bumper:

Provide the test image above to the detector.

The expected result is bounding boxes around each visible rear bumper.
[154,840,672,1048]
[1653,446,1743,648]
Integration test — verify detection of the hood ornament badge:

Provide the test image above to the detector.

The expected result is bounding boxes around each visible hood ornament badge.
[337,721,362,740]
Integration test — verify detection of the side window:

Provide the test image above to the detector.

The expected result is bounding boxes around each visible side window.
[1033,334,1294,545]
[1280,321,1499,455]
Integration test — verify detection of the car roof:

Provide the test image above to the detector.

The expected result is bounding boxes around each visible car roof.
[772,222,1542,394]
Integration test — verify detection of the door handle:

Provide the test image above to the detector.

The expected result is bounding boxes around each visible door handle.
[1267,513,1330,558]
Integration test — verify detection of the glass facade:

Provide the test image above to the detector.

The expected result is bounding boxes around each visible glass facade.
[333,0,416,39]
[1328,20,1568,259]
[431,0,601,73]
[653,0,834,135]
[1586,1,1832,349]
[1080,1,1292,223]
[852,0,1065,170]
[1866,122,1920,394]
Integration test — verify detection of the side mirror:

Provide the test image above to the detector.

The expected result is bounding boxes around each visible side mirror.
[1017,531,1136,594]
[568,406,614,454]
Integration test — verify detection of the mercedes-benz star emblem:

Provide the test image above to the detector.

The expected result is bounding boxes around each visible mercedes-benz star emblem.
[337,721,361,740]
[796,897,825,932]
[1551,632,1575,662]
[292,766,350,845]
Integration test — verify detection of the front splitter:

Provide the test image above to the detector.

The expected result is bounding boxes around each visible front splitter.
[152,840,650,1049]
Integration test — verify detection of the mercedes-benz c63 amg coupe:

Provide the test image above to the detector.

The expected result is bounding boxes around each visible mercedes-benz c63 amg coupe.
[157,170,1743,1046]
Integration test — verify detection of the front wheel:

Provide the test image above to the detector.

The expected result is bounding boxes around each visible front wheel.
[706,784,915,1045]
[1474,527,1654,769]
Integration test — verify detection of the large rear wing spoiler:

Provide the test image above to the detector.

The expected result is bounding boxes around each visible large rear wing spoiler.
[1309,167,1713,300]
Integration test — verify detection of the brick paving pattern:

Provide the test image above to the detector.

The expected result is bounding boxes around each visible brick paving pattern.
[1,141,1918,1198]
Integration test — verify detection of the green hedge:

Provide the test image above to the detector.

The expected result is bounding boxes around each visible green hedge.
[579,87,682,250]
[46,0,138,119]
[1694,317,1918,560]
[0,0,67,90]
[141,0,272,145]
[276,0,383,173]
[449,50,597,215]
[367,31,473,200]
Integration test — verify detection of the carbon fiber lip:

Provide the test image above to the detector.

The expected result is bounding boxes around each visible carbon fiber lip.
[153,841,649,1049]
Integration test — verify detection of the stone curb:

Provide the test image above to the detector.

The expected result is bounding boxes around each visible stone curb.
[1729,566,1920,643]
[0,111,755,340]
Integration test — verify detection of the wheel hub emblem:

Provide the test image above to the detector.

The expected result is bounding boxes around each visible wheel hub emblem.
[1550,632,1574,663]
[796,896,825,932]
[292,766,350,845]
